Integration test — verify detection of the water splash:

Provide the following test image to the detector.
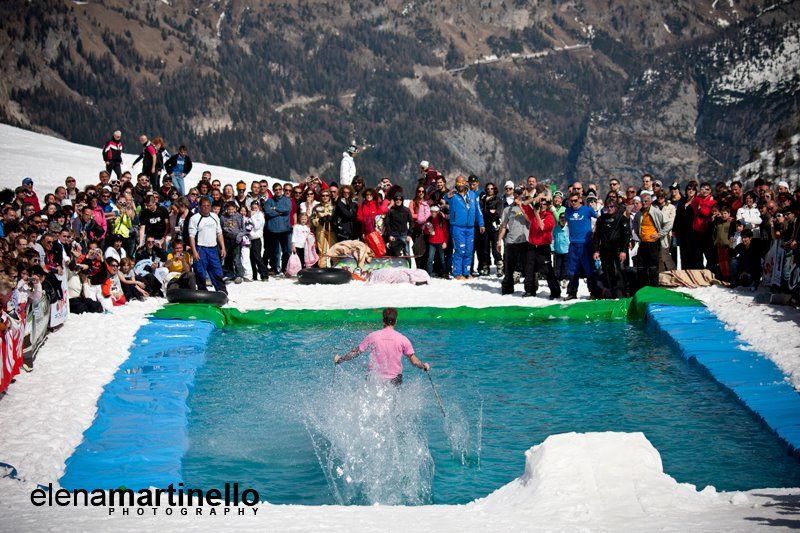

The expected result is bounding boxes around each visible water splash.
[300,370,435,505]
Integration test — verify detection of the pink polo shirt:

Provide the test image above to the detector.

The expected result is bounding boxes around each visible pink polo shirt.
[358,327,414,379]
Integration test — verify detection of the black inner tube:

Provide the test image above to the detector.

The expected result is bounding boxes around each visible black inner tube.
[297,268,352,285]
[165,288,228,306]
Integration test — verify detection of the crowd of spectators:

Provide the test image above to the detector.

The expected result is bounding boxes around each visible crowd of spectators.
[1,132,799,327]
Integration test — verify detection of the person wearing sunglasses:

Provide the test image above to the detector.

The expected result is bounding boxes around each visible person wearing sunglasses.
[384,192,413,257]
[334,185,358,242]
[593,198,631,298]
[563,192,600,300]
[446,176,485,280]
[478,182,503,276]
[310,190,336,267]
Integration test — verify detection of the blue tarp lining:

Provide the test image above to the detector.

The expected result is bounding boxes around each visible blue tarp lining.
[59,319,215,490]
[646,304,800,452]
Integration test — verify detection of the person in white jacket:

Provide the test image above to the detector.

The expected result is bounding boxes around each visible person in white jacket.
[736,192,762,237]
[339,145,357,186]
[247,202,269,281]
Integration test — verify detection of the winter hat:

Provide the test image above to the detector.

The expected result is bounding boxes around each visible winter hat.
[778,180,790,189]
[504,180,515,189]
[420,160,430,169]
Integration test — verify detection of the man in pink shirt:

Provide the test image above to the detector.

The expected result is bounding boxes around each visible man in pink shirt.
[334,308,430,385]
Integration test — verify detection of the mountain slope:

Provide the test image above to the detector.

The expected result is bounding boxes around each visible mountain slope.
[1,0,798,190]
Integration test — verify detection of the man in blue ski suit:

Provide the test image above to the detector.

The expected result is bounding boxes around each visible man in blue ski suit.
[564,191,599,299]
[446,175,485,279]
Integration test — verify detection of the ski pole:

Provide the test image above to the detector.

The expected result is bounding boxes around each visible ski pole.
[426,370,447,418]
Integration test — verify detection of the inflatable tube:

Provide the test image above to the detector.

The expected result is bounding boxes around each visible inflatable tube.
[165,288,228,306]
[297,268,352,285]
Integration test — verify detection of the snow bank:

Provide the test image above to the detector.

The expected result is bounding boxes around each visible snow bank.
[2,431,796,532]
[684,286,800,392]
[477,432,719,519]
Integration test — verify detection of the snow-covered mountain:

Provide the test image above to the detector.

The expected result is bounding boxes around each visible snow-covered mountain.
[733,131,800,189]
[1,0,799,189]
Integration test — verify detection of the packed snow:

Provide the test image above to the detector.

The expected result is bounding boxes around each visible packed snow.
[686,286,800,392]
[2,124,800,530]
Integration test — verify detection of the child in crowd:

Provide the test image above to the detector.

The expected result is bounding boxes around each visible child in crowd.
[239,205,254,281]
[553,213,570,286]
[713,205,733,280]
[118,257,149,301]
[291,212,311,266]
[424,205,448,278]
[731,220,744,249]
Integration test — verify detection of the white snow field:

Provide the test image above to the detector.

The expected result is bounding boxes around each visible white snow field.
[1,123,800,531]
[0,123,288,193]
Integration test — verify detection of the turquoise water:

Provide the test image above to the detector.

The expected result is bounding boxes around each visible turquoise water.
[182,321,800,505]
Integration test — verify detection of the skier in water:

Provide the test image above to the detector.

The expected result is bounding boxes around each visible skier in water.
[334,307,430,386]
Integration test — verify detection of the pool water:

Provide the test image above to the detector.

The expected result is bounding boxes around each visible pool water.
[182,321,800,505]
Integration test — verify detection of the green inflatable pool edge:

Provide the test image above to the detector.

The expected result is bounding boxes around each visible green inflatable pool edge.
[150,287,702,329]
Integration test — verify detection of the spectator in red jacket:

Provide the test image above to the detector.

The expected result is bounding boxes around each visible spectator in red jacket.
[521,194,561,299]
[20,178,41,212]
[357,188,387,237]
[424,205,449,278]
[687,181,717,269]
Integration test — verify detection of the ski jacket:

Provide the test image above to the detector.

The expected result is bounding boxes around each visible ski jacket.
[264,196,292,233]
[339,152,356,186]
[334,197,358,240]
[593,211,631,254]
[481,194,504,232]
[385,205,413,239]
[103,138,123,163]
[424,214,449,245]
[446,191,484,228]
[164,154,193,176]
[521,206,555,246]
[690,195,716,234]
